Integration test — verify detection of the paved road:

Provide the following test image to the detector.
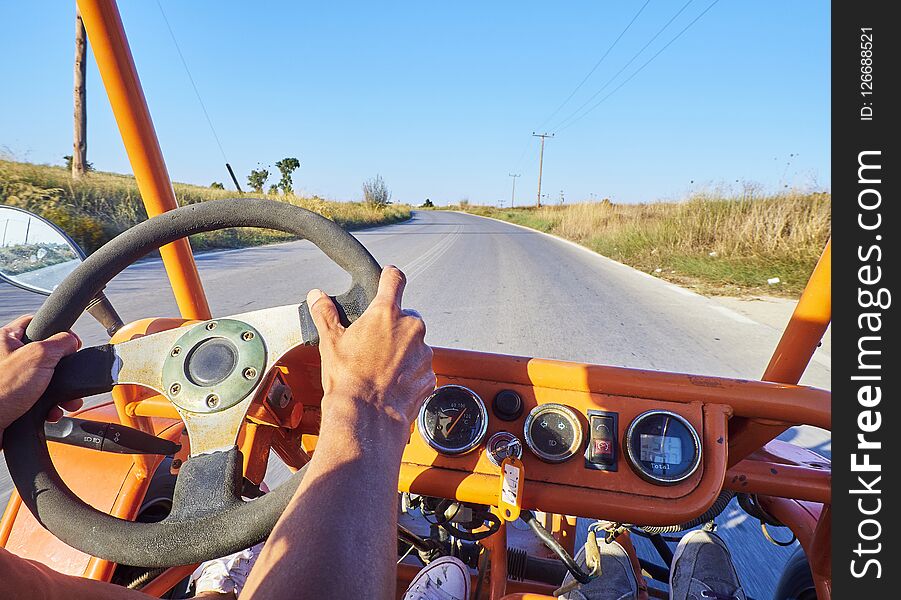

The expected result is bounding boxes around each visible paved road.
[0,210,830,598]
[6,258,80,291]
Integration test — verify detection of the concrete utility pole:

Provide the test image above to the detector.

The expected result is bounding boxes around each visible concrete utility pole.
[508,173,520,208]
[532,132,553,208]
[72,5,87,178]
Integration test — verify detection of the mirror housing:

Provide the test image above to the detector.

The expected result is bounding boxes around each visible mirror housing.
[0,205,85,295]
[0,205,123,337]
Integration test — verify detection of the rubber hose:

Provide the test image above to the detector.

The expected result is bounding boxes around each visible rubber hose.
[521,510,592,585]
[637,490,735,535]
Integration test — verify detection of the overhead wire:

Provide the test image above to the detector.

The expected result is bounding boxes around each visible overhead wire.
[550,0,696,133]
[554,0,721,134]
[155,0,229,165]
[534,0,652,132]
[511,1,651,174]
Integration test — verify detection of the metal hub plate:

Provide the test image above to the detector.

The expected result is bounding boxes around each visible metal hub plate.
[161,319,266,414]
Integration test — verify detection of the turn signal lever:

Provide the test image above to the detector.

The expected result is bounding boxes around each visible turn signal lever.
[44,417,181,455]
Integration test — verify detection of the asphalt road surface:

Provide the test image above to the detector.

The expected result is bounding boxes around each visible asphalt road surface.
[4,258,80,291]
[0,210,830,598]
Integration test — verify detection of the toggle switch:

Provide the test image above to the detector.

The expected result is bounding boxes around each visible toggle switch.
[584,410,618,471]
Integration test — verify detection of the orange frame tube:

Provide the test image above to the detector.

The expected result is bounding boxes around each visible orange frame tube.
[728,240,831,465]
[76,0,211,320]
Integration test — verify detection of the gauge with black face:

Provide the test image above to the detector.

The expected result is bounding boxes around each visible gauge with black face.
[625,410,701,485]
[418,385,488,455]
[523,403,584,463]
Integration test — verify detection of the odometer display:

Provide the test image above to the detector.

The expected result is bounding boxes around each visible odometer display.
[418,386,488,455]
[625,410,701,485]
[523,404,584,463]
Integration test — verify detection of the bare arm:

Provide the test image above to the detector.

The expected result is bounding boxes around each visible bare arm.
[0,318,148,599]
[242,266,434,600]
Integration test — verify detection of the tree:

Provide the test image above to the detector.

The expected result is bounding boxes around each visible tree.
[268,184,279,195]
[363,175,391,208]
[275,157,300,195]
[210,182,225,190]
[247,168,269,194]
[420,198,434,208]
[72,6,88,179]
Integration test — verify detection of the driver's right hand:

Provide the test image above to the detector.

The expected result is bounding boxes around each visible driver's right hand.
[306,265,435,435]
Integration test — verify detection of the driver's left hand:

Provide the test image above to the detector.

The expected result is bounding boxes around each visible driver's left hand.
[0,315,83,449]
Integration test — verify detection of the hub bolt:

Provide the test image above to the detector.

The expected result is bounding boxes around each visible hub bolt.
[206,394,220,408]
[206,321,218,331]
[171,346,181,357]
[241,331,255,341]
[243,367,258,380]
[169,383,181,396]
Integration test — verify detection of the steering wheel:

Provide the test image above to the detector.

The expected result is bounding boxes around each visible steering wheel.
[5,199,382,567]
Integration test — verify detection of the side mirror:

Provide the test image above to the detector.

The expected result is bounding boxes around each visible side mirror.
[0,205,84,295]
[0,205,123,337]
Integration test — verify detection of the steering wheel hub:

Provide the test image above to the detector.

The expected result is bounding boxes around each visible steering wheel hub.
[162,319,266,413]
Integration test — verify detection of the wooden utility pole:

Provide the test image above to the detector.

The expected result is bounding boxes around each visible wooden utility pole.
[72,6,87,178]
[532,132,553,208]
[508,173,520,208]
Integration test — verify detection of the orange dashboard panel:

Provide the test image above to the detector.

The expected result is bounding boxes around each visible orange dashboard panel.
[398,375,728,525]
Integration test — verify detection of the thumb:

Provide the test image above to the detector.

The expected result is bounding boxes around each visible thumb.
[307,289,343,340]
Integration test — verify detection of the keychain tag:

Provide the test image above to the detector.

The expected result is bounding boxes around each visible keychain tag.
[497,457,524,522]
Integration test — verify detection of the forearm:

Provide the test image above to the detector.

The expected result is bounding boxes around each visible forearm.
[242,400,408,600]
[0,548,150,600]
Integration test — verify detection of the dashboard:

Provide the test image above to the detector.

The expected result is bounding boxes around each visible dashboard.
[396,372,725,525]
[416,385,702,485]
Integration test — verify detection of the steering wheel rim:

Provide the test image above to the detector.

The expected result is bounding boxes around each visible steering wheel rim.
[5,198,382,567]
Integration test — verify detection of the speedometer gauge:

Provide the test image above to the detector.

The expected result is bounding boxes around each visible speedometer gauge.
[418,385,488,455]
[625,410,701,485]
[523,404,584,463]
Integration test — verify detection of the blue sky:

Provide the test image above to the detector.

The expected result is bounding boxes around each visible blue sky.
[0,1,830,205]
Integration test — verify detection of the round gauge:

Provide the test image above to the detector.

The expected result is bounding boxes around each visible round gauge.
[523,404,584,463]
[486,432,523,467]
[625,410,702,485]
[418,385,489,455]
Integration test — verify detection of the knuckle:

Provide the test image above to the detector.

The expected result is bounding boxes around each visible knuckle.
[409,318,426,337]
[383,266,406,287]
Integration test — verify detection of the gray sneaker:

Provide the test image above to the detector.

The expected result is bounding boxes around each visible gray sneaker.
[559,538,639,600]
[670,530,747,600]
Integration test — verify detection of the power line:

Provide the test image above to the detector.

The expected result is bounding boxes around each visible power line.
[155,0,241,191]
[555,0,720,134]
[534,0,652,132]
[551,0,696,133]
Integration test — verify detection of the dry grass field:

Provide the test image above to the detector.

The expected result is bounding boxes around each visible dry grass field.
[462,191,831,296]
[0,160,410,253]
